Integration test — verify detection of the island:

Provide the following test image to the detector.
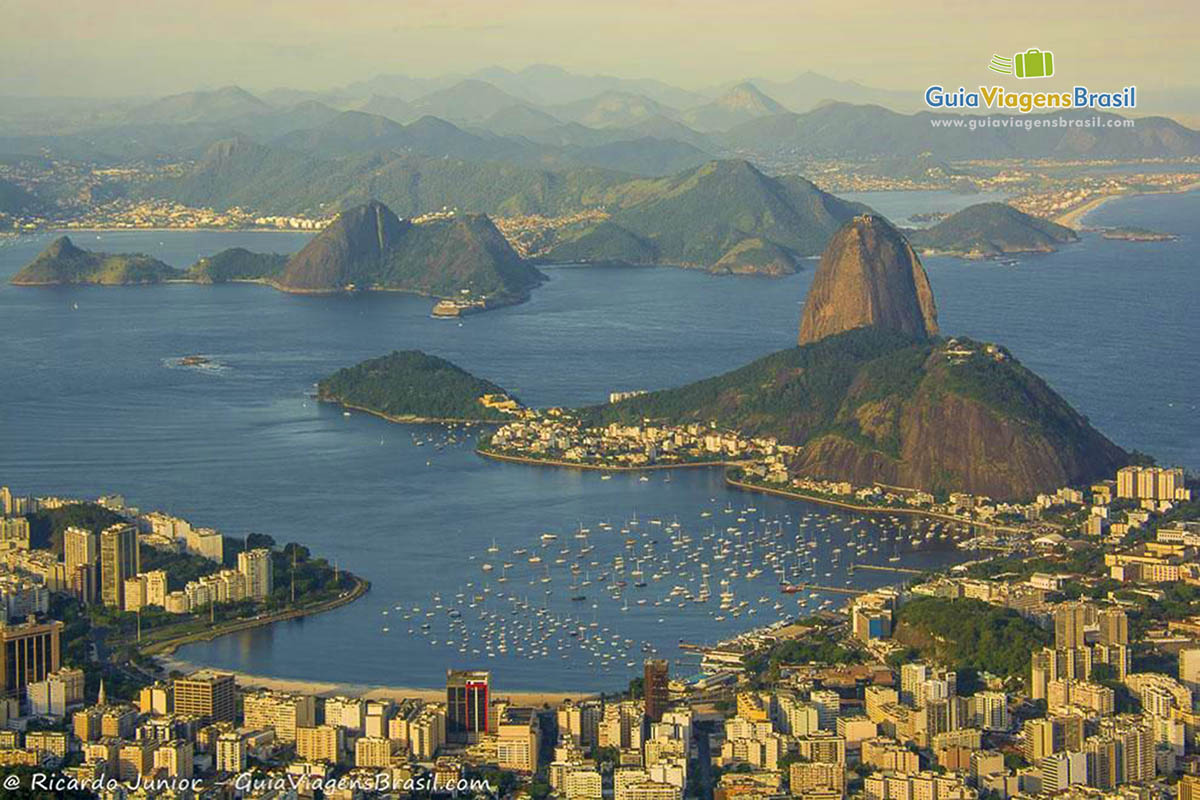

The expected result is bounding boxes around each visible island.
[9,236,183,285]
[317,350,522,423]
[1100,226,1178,242]
[906,201,1078,258]
[10,200,546,315]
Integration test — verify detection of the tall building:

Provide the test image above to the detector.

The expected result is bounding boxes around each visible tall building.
[1181,648,1200,693]
[296,724,343,763]
[172,671,235,722]
[644,659,669,723]
[100,524,139,608]
[0,616,61,698]
[64,527,98,604]
[1097,607,1128,645]
[446,669,490,743]
[237,548,274,600]
[1054,602,1088,649]
[63,527,97,575]
[216,732,246,773]
[243,690,316,743]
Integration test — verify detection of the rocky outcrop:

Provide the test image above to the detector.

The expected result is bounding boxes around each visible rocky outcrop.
[275,199,544,298]
[798,214,938,345]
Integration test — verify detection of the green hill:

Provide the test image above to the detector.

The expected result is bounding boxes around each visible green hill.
[186,248,288,283]
[546,160,865,273]
[582,327,1126,500]
[318,350,518,422]
[276,200,544,299]
[11,236,183,285]
[907,202,1078,257]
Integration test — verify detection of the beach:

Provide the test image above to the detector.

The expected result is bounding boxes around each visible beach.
[157,656,593,706]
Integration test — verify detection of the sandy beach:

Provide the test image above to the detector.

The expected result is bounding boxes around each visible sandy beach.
[157,656,595,706]
[1054,181,1200,229]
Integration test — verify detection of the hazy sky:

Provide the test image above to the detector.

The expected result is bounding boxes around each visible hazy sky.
[3,0,1197,97]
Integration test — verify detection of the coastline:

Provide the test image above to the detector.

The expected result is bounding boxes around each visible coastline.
[724,474,1028,534]
[1053,180,1200,229]
[476,446,741,473]
[155,656,592,706]
[140,574,371,658]
[327,399,505,426]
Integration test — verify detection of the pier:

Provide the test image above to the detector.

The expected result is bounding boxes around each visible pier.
[781,583,865,596]
[852,563,925,576]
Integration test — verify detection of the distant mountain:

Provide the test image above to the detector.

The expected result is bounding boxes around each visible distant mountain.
[681,82,786,131]
[468,64,705,108]
[798,215,938,345]
[474,104,564,138]
[748,71,916,112]
[722,102,1200,159]
[128,86,270,124]
[271,111,531,161]
[185,248,289,283]
[318,350,518,422]
[907,203,1079,257]
[551,91,678,128]
[356,95,416,123]
[409,80,528,123]
[546,159,866,272]
[226,101,342,140]
[566,137,712,176]
[276,200,544,299]
[142,138,632,217]
[11,236,182,285]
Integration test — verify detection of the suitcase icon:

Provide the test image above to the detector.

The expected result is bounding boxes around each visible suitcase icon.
[1014,49,1054,79]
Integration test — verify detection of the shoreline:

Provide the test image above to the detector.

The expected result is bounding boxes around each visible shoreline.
[327,399,505,426]
[140,574,370,658]
[155,656,593,705]
[1052,180,1200,228]
[724,474,1028,534]
[476,446,740,473]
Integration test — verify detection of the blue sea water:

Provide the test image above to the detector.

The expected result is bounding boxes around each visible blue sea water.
[0,190,1195,691]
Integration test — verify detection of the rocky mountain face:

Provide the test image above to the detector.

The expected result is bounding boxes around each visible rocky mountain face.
[276,200,543,298]
[798,214,938,345]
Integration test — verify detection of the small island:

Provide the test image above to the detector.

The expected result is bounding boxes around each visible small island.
[317,350,522,423]
[1100,226,1178,242]
[906,202,1078,258]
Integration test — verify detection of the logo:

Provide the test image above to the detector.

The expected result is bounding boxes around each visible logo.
[990,49,1055,79]
[923,48,1135,113]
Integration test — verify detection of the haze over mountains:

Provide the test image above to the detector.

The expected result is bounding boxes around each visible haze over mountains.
[3,64,1197,174]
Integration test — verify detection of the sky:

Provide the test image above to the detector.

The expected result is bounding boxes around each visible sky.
[3,0,1197,97]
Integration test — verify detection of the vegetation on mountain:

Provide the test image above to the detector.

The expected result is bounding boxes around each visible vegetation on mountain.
[276,200,543,297]
[546,160,865,272]
[907,202,1078,256]
[318,350,517,421]
[581,326,1126,499]
[10,236,183,285]
[185,247,288,283]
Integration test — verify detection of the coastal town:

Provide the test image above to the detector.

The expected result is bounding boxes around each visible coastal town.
[0,450,1197,800]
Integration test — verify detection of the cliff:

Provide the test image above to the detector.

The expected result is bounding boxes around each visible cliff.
[798,215,938,345]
